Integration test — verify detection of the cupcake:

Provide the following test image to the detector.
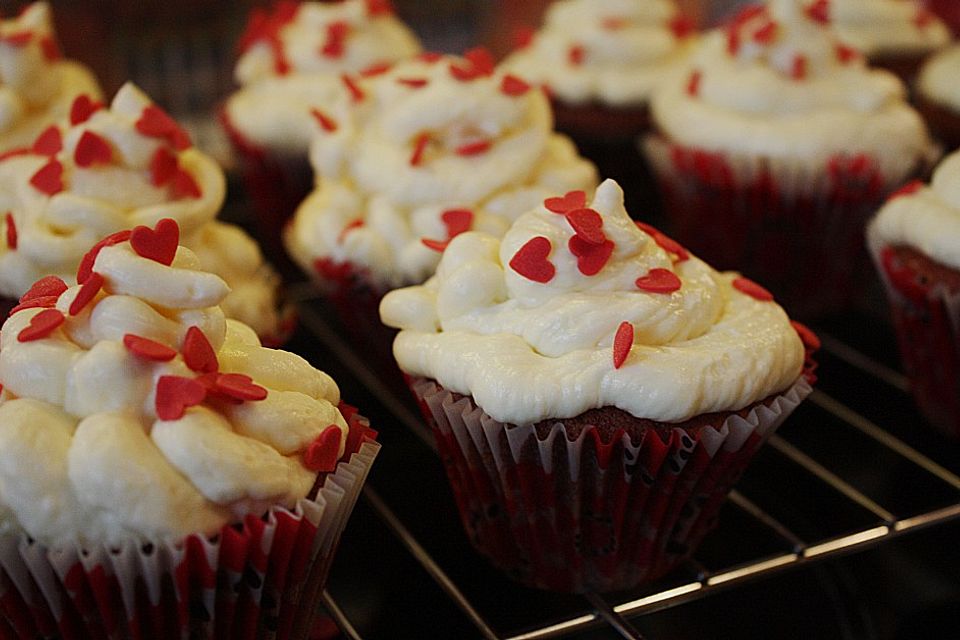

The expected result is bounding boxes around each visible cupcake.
[828,0,950,84]
[644,0,937,319]
[380,179,816,592]
[867,151,960,438]
[285,50,597,355]
[0,2,102,154]
[0,82,292,344]
[223,0,422,264]
[0,218,378,637]
[916,44,960,151]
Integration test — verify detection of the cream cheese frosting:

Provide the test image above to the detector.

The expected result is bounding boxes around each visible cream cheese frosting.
[868,150,960,271]
[650,0,933,174]
[286,52,598,289]
[918,44,960,112]
[0,2,102,153]
[830,0,950,58]
[0,221,346,548]
[225,0,421,155]
[503,0,695,108]
[0,83,286,339]
[380,179,805,425]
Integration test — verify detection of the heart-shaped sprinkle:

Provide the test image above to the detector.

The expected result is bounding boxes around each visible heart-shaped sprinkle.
[130,218,179,266]
[136,105,191,150]
[149,147,178,187]
[39,34,59,61]
[565,208,605,245]
[5,212,16,250]
[124,334,177,361]
[500,74,531,96]
[8,295,58,316]
[568,44,585,66]
[74,130,113,168]
[544,190,586,214]
[310,108,338,132]
[155,375,207,421]
[171,169,202,199]
[361,62,392,77]
[304,425,342,473]
[834,43,858,64]
[752,19,777,44]
[613,321,634,369]
[449,47,495,81]
[17,308,64,342]
[20,275,67,303]
[69,95,101,126]
[397,77,428,89]
[668,15,695,39]
[914,8,935,28]
[441,209,473,238]
[29,159,63,195]
[805,0,829,24]
[514,26,535,49]
[211,373,268,402]
[68,272,104,316]
[340,74,365,103]
[455,140,492,157]
[790,321,821,351]
[1,31,32,46]
[686,70,702,97]
[365,0,393,17]
[31,125,62,156]
[635,222,689,262]
[418,51,443,64]
[569,237,614,276]
[337,219,365,244]
[182,325,219,374]
[421,238,449,253]
[410,132,430,166]
[635,268,681,294]
[77,230,132,283]
[890,180,923,200]
[733,276,774,301]
[509,236,555,283]
[321,20,349,58]
[790,54,807,80]
[0,148,29,163]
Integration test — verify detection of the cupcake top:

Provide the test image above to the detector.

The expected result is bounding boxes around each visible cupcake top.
[286,51,598,289]
[868,150,960,270]
[830,0,950,59]
[650,0,932,174]
[917,44,960,112]
[380,179,805,425]
[0,83,284,340]
[502,0,695,108]
[0,2,102,153]
[0,219,348,547]
[225,0,421,155]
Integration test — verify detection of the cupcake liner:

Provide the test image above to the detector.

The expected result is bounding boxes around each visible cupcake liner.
[869,243,960,438]
[411,376,812,593]
[0,407,379,639]
[642,134,932,319]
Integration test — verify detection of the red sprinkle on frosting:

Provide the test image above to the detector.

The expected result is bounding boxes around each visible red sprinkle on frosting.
[183,325,219,374]
[790,320,821,352]
[804,0,829,25]
[31,125,62,156]
[39,34,59,61]
[17,308,64,342]
[365,0,394,17]
[612,321,633,369]
[733,276,774,301]
[421,238,449,253]
[636,222,690,262]
[69,95,101,126]
[341,74,365,102]
[0,31,32,47]
[410,132,430,166]
[149,147,178,187]
[686,70,702,97]
[636,268,681,294]
[441,209,473,238]
[835,43,859,64]
[450,47,495,81]
[136,105,191,150]
[20,275,67,303]
[569,236,614,276]
[565,208,605,245]
[130,218,179,266]
[74,130,113,168]
[337,219,365,244]
[210,373,268,402]
[790,54,808,80]
[68,271,103,316]
[455,139,492,157]
[123,334,177,362]
[77,230,131,283]
[568,44,585,66]
[155,375,207,421]
[321,20,349,58]
[500,74,531,97]
[668,15,695,39]
[889,180,924,200]
[752,19,777,44]
[29,158,63,195]
[544,190,586,214]
[304,425,342,472]
[5,213,15,250]
[397,77,428,89]
[171,168,202,199]
[514,26,535,49]
[8,295,58,316]
[510,236,556,283]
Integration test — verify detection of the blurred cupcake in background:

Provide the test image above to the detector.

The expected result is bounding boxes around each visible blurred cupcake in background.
[916,44,960,151]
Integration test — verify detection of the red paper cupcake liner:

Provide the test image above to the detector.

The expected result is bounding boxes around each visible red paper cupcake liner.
[410,376,812,593]
[0,406,379,640]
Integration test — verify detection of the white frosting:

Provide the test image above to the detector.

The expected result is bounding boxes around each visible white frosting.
[918,44,960,112]
[286,54,598,289]
[0,233,346,547]
[868,150,960,271]
[831,0,950,58]
[0,3,102,153]
[225,0,421,155]
[0,83,286,339]
[380,180,805,425]
[503,0,695,107]
[650,0,932,173]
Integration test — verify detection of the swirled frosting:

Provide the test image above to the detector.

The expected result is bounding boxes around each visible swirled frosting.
[503,0,695,107]
[650,0,932,173]
[0,223,347,547]
[868,150,960,271]
[380,179,804,425]
[918,44,960,112]
[225,0,421,155]
[286,52,598,289]
[0,2,102,153]
[830,0,950,58]
[0,82,285,339]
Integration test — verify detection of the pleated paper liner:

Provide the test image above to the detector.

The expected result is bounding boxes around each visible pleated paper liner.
[410,374,813,594]
[642,134,934,320]
[0,405,379,640]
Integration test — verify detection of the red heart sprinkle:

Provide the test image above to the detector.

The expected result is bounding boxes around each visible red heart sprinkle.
[310,108,338,133]
[890,180,924,199]
[635,222,689,262]
[20,275,67,303]
[182,325,219,374]
[612,321,634,369]
[569,237,614,276]
[8,295,58,316]
[149,147,178,187]
[441,209,473,238]
[790,321,821,352]
[170,168,202,199]
[365,0,393,17]
[321,20,349,58]
[136,105,191,150]
[410,132,430,166]
[450,47,495,81]
[668,15,695,39]
[565,208,605,245]
[1,31,32,46]
[77,230,132,283]
[155,375,207,421]
[790,54,807,80]
[752,20,777,44]
[0,148,29,163]
[421,238,449,253]
[212,373,268,402]
[568,44,585,66]
[733,276,774,301]
[418,51,443,64]
[68,272,104,316]
[130,218,179,266]
[914,9,934,28]
[544,190,587,214]
[31,125,62,156]
[69,95,101,126]
[337,219,364,244]
[500,74,531,96]
[509,236,555,283]
[834,43,859,64]
[514,26,535,49]
[29,159,63,195]
[360,62,393,77]
[123,334,177,361]
[39,34,59,61]
[17,308,65,342]
[397,77,428,89]
[341,74,365,103]
[727,29,741,55]
[74,130,113,168]
[805,0,829,24]
[5,212,16,250]
[635,268,681,294]
[304,425,342,472]
[455,140,492,157]
[686,70,702,97]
